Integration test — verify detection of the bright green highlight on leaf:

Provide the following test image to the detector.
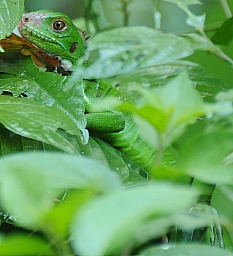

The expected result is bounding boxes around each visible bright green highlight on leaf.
[0,234,53,256]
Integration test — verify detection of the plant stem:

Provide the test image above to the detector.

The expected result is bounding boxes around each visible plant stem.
[154,135,165,168]
[199,27,233,66]
[42,223,74,256]
[117,0,133,26]
[152,0,162,29]
[84,0,100,34]
[220,0,232,18]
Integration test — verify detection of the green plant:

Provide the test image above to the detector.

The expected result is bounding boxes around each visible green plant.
[0,0,233,255]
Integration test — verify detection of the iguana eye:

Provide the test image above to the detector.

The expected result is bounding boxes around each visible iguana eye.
[52,20,67,32]
[23,15,30,22]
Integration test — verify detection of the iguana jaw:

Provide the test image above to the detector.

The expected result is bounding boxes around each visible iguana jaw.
[17,12,63,58]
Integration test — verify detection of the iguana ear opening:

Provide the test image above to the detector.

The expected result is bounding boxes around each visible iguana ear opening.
[69,42,78,53]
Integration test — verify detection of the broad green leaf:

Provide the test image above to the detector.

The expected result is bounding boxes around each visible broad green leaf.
[0,96,83,153]
[0,52,87,142]
[70,27,196,81]
[71,183,198,256]
[0,124,61,156]
[0,0,24,40]
[0,123,145,183]
[82,137,134,181]
[177,131,233,184]
[0,234,53,256]
[140,243,233,256]
[0,152,122,224]
[105,61,225,103]
[136,205,216,245]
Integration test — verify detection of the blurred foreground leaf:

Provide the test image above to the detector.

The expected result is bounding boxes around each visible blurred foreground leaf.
[71,183,198,256]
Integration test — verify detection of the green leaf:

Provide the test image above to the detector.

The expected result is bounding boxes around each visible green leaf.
[70,27,196,81]
[80,136,147,182]
[0,121,145,183]
[0,124,62,156]
[0,51,88,146]
[71,183,198,256]
[105,61,225,103]
[0,52,87,143]
[0,0,24,40]
[0,234,53,256]
[0,152,122,224]
[140,243,233,256]
[177,131,233,184]
[0,96,83,153]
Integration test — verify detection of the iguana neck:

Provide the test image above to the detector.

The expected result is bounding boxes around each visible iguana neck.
[17,9,87,73]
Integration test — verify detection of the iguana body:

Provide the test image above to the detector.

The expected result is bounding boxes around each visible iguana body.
[16,10,225,247]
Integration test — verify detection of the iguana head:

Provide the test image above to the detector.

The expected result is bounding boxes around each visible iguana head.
[17,9,87,73]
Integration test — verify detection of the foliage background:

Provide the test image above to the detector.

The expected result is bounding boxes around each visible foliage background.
[24,0,233,86]
[0,0,233,255]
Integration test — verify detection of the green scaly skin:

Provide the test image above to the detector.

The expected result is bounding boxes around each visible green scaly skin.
[17,10,226,248]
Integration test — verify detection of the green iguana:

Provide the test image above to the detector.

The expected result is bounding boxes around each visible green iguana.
[3,9,226,248]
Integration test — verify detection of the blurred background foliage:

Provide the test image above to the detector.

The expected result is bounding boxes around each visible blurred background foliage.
[24,0,233,88]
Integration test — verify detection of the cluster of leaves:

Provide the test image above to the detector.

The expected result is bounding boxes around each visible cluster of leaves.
[0,0,233,255]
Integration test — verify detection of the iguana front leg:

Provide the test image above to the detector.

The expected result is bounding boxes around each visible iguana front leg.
[85,111,125,133]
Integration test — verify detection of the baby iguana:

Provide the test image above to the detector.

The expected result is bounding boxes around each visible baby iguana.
[17,9,88,74]
[15,10,226,248]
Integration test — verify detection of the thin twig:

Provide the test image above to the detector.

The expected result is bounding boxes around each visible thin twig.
[152,0,162,30]
[199,27,233,66]
[117,0,133,26]
[220,0,232,18]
